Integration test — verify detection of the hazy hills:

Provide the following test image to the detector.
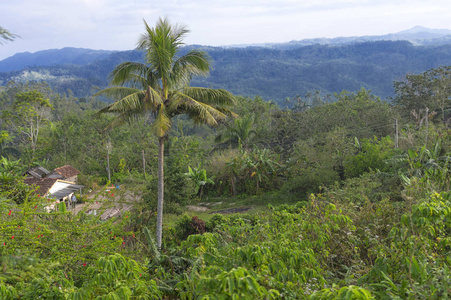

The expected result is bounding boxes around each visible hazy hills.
[228,26,451,49]
[1,26,451,102]
[0,47,114,73]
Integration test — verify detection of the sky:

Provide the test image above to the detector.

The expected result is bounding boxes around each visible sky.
[1,0,451,60]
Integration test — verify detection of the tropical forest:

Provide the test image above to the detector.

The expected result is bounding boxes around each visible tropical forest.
[1,18,451,299]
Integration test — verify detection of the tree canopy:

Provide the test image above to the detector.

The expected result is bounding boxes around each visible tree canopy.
[95,17,236,248]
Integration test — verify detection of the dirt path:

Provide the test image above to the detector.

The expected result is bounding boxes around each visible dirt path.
[210,207,252,214]
[186,203,252,214]
[72,187,141,220]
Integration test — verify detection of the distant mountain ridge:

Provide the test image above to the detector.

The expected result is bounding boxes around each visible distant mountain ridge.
[0,47,115,72]
[234,26,451,50]
[397,25,451,35]
[1,26,451,102]
[1,26,451,73]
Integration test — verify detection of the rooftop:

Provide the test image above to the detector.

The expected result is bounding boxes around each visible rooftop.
[23,177,58,196]
[52,165,80,179]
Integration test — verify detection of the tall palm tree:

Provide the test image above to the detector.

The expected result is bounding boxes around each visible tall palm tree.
[96,18,235,248]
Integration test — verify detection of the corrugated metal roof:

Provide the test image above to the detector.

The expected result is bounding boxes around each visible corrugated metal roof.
[24,166,50,178]
[48,183,84,199]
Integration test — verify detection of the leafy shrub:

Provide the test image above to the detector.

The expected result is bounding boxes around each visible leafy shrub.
[17,274,73,300]
[175,215,206,241]
[282,167,340,197]
[0,284,17,300]
[206,214,227,232]
[310,284,374,300]
[69,253,160,299]
[325,172,403,205]
[344,136,394,179]
[181,267,280,299]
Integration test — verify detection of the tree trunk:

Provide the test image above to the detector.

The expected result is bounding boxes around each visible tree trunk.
[231,175,237,196]
[156,137,165,249]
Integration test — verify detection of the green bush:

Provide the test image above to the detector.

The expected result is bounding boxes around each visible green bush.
[282,167,340,197]
[69,253,160,299]
[344,136,394,179]
[175,215,206,241]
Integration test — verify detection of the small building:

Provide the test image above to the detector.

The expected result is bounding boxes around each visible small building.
[47,165,80,183]
[23,166,50,178]
[24,177,58,196]
[24,177,84,211]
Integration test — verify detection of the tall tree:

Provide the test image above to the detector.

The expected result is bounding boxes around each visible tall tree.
[96,17,235,248]
[1,91,53,163]
[394,66,451,123]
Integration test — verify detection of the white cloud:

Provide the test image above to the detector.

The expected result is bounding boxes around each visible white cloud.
[0,0,451,59]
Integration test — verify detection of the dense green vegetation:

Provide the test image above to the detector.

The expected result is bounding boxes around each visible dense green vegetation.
[2,19,451,299]
[2,40,451,103]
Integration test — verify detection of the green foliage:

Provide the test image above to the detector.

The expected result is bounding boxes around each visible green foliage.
[0,130,19,158]
[395,139,451,192]
[408,191,451,240]
[274,89,397,159]
[175,215,206,241]
[186,164,214,199]
[344,136,394,179]
[3,42,451,102]
[17,274,73,300]
[2,90,53,163]
[0,26,17,44]
[3,30,451,300]
[69,253,160,299]
[283,167,340,197]
[394,66,451,122]
[214,113,257,148]
[0,156,35,204]
[0,283,17,299]
[206,214,227,232]
[178,267,280,299]
[310,285,374,300]
[227,146,282,195]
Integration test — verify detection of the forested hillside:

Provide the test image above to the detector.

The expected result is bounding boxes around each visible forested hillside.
[0,48,114,72]
[2,18,451,298]
[1,62,451,298]
[1,41,451,103]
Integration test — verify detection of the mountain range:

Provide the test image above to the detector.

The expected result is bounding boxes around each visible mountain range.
[1,26,451,103]
[236,26,451,49]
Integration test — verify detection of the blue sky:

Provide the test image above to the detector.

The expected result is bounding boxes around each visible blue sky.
[1,0,450,60]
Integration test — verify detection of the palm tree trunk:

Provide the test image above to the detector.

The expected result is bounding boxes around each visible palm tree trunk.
[156,136,164,249]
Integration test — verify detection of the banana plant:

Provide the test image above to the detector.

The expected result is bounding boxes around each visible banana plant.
[395,139,451,191]
[186,164,214,200]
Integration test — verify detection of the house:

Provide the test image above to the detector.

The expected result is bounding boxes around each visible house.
[23,164,83,211]
[23,166,50,178]
[24,177,84,211]
[24,177,58,196]
[47,165,80,183]
[25,164,80,183]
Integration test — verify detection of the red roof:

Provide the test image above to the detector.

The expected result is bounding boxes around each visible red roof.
[52,165,80,179]
[23,177,58,196]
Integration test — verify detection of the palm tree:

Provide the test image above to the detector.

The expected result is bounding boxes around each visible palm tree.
[0,26,18,44]
[96,18,235,248]
[214,114,256,148]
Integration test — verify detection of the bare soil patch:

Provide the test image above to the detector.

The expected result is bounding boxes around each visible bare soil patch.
[211,207,252,214]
